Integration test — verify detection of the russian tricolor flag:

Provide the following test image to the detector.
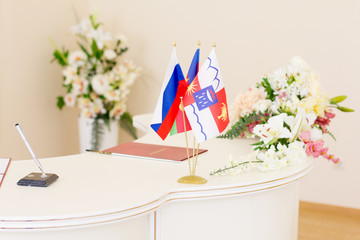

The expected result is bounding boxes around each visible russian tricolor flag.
[151,47,187,140]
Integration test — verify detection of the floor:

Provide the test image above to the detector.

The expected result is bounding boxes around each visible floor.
[298,201,360,240]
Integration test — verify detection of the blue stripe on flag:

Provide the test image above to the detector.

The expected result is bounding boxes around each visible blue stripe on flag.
[187,49,199,84]
[151,123,161,132]
[161,64,185,121]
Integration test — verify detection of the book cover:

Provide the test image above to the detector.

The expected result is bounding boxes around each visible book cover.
[103,142,207,162]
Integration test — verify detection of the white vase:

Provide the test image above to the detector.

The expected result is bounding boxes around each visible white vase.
[78,117,119,153]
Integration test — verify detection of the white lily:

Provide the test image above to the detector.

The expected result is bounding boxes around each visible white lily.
[253,113,292,144]
[284,107,317,142]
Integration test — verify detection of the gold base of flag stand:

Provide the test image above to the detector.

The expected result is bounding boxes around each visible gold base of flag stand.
[177,97,207,185]
[177,175,207,184]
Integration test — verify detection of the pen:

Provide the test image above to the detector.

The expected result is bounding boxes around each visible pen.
[15,123,47,179]
[86,149,112,155]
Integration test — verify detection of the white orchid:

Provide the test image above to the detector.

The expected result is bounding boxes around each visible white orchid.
[253,113,292,144]
[92,98,106,115]
[253,99,272,113]
[62,66,77,85]
[284,141,306,165]
[72,76,88,95]
[68,51,87,68]
[267,67,287,90]
[87,27,112,50]
[91,74,110,95]
[115,34,128,49]
[64,93,76,107]
[109,102,126,119]
[257,145,287,171]
[104,49,117,60]
[104,89,121,101]
[70,19,90,35]
[77,97,91,109]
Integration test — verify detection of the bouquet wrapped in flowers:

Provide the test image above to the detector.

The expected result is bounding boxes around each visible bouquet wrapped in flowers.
[51,13,141,146]
[211,57,353,176]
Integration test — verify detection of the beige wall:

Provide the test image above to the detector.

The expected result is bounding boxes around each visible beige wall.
[0,0,90,159]
[0,0,359,208]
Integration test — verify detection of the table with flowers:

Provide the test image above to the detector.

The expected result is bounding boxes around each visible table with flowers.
[0,114,312,240]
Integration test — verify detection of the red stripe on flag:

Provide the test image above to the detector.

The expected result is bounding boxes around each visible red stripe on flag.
[175,110,192,133]
[209,88,229,133]
[156,80,187,140]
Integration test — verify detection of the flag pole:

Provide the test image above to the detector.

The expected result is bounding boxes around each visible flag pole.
[193,143,200,175]
[191,136,196,175]
[191,40,201,175]
[180,97,192,175]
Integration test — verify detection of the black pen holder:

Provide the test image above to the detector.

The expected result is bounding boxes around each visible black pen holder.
[17,172,59,187]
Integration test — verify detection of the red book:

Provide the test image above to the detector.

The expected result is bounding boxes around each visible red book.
[103,142,207,162]
[0,158,12,189]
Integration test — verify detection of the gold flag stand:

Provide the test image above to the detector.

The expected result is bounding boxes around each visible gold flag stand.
[177,97,207,184]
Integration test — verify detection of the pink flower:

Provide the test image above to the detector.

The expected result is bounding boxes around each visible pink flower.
[278,91,287,100]
[305,140,325,158]
[230,87,266,123]
[314,110,336,133]
[299,131,311,143]
[320,147,329,157]
[325,154,340,164]
[246,121,261,133]
[325,111,335,119]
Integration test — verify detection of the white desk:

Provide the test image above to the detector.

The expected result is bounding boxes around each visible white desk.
[0,114,312,240]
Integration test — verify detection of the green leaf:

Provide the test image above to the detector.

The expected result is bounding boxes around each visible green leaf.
[119,112,138,139]
[267,138,277,145]
[287,75,296,85]
[90,14,98,29]
[244,115,249,124]
[326,128,337,141]
[52,49,68,66]
[337,106,354,112]
[91,39,100,59]
[330,95,347,104]
[78,43,91,58]
[217,111,269,139]
[66,84,73,93]
[91,118,104,151]
[261,78,275,101]
[56,96,65,110]
[251,141,264,146]
[104,118,111,131]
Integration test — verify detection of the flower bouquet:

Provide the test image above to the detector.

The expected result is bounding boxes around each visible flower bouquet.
[51,13,141,150]
[211,57,353,176]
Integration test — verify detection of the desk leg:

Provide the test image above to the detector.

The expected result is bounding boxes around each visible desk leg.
[148,211,158,240]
